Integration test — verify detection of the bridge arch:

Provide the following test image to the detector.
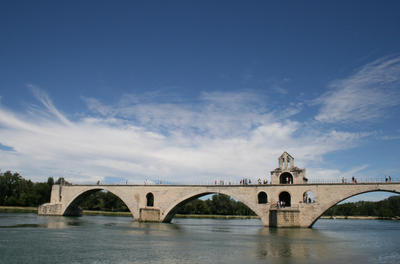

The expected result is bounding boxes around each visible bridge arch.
[309,188,400,227]
[62,187,138,219]
[162,190,261,223]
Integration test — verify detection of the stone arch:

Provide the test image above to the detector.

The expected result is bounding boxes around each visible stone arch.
[162,191,261,223]
[146,192,154,207]
[280,172,293,184]
[258,191,268,204]
[279,191,291,207]
[303,190,315,204]
[62,187,137,219]
[309,189,400,227]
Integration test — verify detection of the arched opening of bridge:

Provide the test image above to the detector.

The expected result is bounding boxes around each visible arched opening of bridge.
[63,189,131,217]
[280,172,293,184]
[164,192,260,224]
[303,191,315,204]
[146,192,154,207]
[279,191,291,207]
[312,191,400,227]
[258,192,268,204]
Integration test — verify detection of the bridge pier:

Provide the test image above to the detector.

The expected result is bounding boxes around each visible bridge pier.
[269,208,301,227]
[38,203,64,216]
[138,208,162,222]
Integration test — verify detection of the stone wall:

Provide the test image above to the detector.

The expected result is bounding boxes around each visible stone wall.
[38,183,400,227]
[139,208,161,222]
[38,203,63,215]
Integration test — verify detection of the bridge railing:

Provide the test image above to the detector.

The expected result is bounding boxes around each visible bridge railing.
[307,176,394,184]
[68,176,397,186]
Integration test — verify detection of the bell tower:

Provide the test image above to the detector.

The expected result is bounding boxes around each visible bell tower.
[271,152,307,184]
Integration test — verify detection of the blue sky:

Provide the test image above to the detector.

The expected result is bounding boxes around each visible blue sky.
[0,1,400,201]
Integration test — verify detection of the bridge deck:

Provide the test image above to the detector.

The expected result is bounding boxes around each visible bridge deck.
[64,182,399,187]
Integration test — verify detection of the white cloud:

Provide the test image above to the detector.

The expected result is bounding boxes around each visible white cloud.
[307,164,369,183]
[315,55,400,123]
[28,84,72,126]
[0,88,367,184]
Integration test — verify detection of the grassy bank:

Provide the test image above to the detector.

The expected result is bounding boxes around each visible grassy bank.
[82,211,259,219]
[174,214,260,219]
[320,215,400,220]
[0,206,37,213]
[82,210,132,216]
[83,212,260,219]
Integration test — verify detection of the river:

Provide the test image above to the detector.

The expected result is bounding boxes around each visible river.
[0,213,399,264]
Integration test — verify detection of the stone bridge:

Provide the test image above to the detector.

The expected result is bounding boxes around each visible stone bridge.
[38,152,400,227]
[38,182,400,227]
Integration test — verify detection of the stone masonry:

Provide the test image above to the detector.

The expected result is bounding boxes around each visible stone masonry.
[38,153,400,227]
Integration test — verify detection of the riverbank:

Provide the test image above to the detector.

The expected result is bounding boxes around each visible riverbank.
[0,206,399,220]
[86,211,261,219]
[175,214,259,219]
[0,206,37,213]
[320,215,400,220]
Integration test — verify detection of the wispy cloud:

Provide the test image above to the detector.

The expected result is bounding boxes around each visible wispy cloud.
[0,87,367,183]
[315,55,400,123]
[28,84,72,126]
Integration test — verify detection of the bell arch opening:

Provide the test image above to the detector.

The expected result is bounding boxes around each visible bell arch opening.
[258,191,268,204]
[163,192,260,223]
[63,189,132,218]
[280,172,293,184]
[279,191,291,207]
[311,190,400,227]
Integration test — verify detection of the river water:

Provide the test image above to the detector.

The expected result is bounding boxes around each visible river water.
[0,213,399,264]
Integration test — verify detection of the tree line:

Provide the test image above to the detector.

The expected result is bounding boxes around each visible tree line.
[175,194,256,216]
[1,170,399,217]
[324,195,400,217]
[0,171,54,207]
[78,192,256,215]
